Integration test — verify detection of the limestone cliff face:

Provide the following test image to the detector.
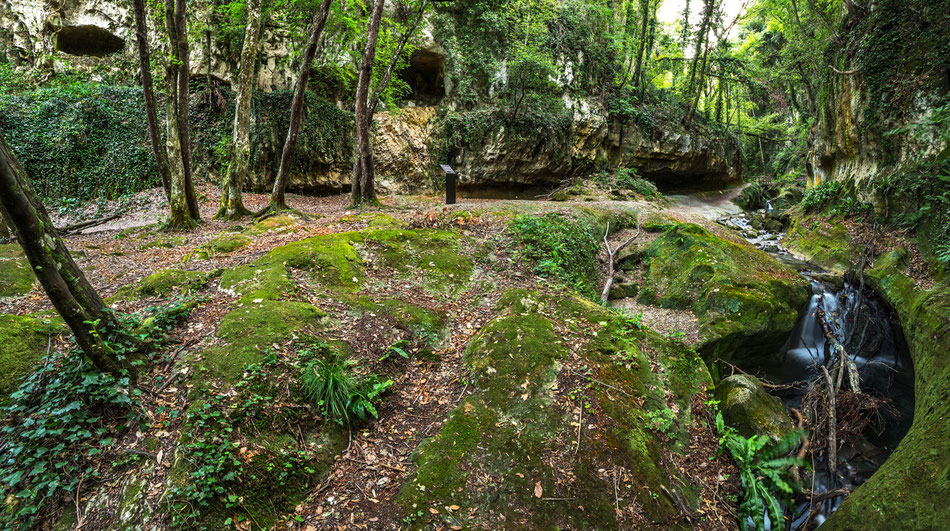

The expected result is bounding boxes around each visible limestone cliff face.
[447,103,739,190]
[808,0,950,197]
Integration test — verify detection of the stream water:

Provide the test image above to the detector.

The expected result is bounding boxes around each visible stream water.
[666,189,915,528]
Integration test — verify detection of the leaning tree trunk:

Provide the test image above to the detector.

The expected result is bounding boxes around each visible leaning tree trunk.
[351,0,386,207]
[216,0,262,220]
[0,133,134,376]
[131,0,171,201]
[265,0,334,214]
[164,0,198,230]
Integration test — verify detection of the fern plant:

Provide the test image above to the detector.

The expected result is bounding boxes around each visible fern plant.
[299,351,393,425]
[716,412,805,531]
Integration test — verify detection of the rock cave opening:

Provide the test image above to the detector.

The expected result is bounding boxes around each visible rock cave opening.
[55,25,125,58]
[399,50,445,105]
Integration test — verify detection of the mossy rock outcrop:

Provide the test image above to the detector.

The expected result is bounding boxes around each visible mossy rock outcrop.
[0,244,35,297]
[219,226,474,303]
[112,268,209,301]
[824,249,950,529]
[785,215,859,273]
[397,289,710,528]
[189,232,252,260]
[714,374,792,441]
[0,314,58,403]
[635,223,809,364]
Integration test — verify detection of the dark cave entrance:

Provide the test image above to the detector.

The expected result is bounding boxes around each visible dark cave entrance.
[399,50,445,105]
[55,25,125,57]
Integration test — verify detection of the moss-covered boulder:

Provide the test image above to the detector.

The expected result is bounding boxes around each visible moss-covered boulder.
[635,223,809,364]
[189,232,252,260]
[0,314,56,403]
[785,215,859,273]
[397,289,710,529]
[824,249,950,529]
[112,268,208,301]
[714,374,792,441]
[0,244,34,297]
[219,226,473,302]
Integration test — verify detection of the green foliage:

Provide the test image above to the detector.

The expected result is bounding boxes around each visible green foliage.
[0,352,138,527]
[0,83,353,203]
[800,181,843,211]
[298,346,393,425]
[167,354,323,529]
[736,183,768,211]
[380,339,410,362]
[645,407,677,439]
[0,84,160,202]
[613,168,662,199]
[509,213,601,299]
[715,412,805,531]
[437,106,572,165]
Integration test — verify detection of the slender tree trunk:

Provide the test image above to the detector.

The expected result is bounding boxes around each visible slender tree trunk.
[352,0,429,188]
[686,0,713,98]
[165,0,196,230]
[632,0,650,93]
[131,0,171,201]
[217,0,262,220]
[0,134,134,376]
[684,0,715,127]
[175,0,200,220]
[265,0,334,214]
[351,0,386,207]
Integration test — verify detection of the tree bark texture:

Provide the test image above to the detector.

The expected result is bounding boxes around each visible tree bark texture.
[0,133,132,376]
[217,0,262,220]
[268,0,334,212]
[351,0,386,206]
[175,0,200,220]
[131,0,172,201]
[164,0,199,229]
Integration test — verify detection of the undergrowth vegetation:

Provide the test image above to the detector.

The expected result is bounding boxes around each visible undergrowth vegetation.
[508,213,601,299]
[715,412,805,531]
[0,298,197,528]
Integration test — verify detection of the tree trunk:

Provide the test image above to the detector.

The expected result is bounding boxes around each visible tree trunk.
[352,0,429,188]
[351,0,386,207]
[175,0,200,221]
[0,133,134,376]
[632,0,650,93]
[131,0,171,201]
[266,0,334,214]
[165,0,196,230]
[216,0,262,220]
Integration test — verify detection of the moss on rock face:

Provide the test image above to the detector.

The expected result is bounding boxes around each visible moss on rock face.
[636,223,809,364]
[397,289,709,528]
[714,374,792,441]
[0,244,35,297]
[824,249,950,529]
[785,215,859,273]
[112,268,208,301]
[0,314,53,403]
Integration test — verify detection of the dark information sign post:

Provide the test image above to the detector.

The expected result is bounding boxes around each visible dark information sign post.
[440,164,457,205]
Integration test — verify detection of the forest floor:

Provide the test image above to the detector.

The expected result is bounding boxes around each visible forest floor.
[2,186,744,529]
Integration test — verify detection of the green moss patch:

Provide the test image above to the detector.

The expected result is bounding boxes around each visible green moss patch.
[635,223,809,364]
[0,314,56,403]
[244,214,302,235]
[112,268,208,301]
[785,215,859,273]
[196,300,327,384]
[825,249,950,529]
[397,289,709,528]
[189,232,252,260]
[0,249,35,297]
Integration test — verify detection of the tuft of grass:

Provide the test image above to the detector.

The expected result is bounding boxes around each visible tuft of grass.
[298,348,393,425]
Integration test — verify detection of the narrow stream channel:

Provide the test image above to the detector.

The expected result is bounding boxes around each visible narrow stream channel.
[719,207,915,529]
[662,187,915,528]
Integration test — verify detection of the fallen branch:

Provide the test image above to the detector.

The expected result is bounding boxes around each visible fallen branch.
[57,212,124,236]
[820,366,838,479]
[600,220,641,304]
[830,65,860,75]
